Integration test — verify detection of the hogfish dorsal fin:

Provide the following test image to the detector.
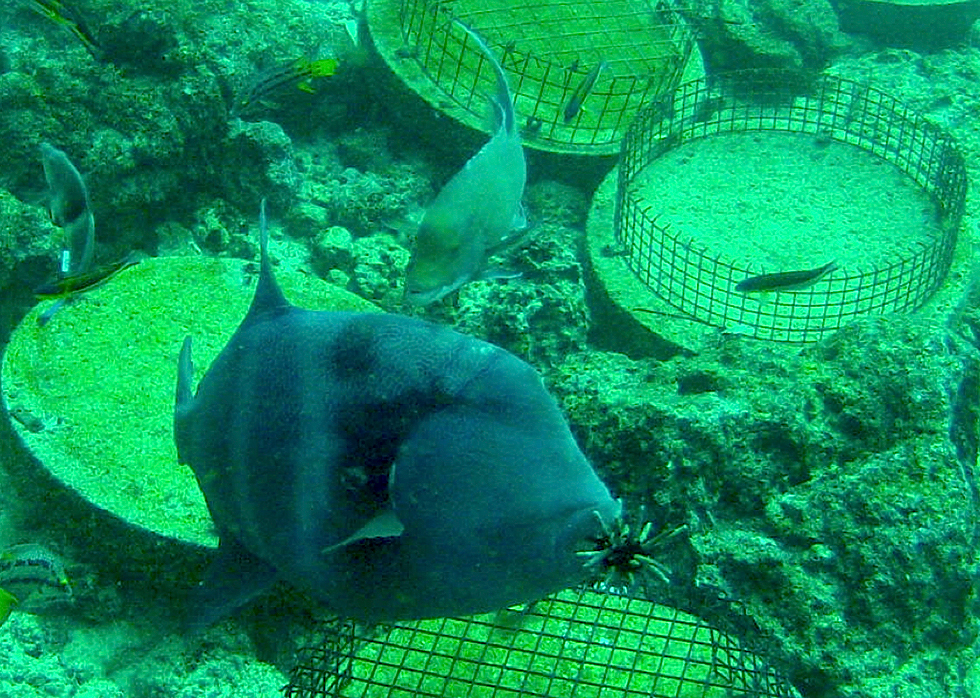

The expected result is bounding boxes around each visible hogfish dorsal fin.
[245,198,290,322]
[453,19,515,136]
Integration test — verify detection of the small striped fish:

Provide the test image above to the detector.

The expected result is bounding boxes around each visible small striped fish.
[0,544,73,626]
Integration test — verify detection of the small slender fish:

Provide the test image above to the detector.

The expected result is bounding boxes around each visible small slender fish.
[563,60,609,123]
[735,261,838,293]
[232,57,341,118]
[35,252,141,299]
[0,544,73,627]
[20,0,101,58]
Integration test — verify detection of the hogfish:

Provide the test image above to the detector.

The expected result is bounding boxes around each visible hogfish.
[404,22,527,305]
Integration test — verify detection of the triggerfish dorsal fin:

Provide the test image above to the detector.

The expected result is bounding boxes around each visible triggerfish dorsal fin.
[244,198,290,322]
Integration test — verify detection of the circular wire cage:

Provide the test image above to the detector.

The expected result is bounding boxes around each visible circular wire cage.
[615,70,967,343]
[368,0,698,155]
[284,586,801,698]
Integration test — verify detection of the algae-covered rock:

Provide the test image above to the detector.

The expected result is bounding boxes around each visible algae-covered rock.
[687,0,855,73]
[223,120,301,212]
[553,314,978,698]
[0,191,61,290]
[349,233,410,307]
[309,225,355,277]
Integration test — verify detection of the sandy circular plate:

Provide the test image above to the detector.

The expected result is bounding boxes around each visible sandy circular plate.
[594,71,965,345]
[2,255,376,550]
[367,0,704,156]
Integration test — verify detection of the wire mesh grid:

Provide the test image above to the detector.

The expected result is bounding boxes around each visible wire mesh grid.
[395,0,696,154]
[615,70,966,342]
[284,587,800,698]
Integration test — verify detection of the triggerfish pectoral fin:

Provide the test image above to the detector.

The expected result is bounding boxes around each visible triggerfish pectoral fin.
[320,505,405,555]
[185,536,278,635]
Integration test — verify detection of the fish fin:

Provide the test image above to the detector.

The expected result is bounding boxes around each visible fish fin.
[244,198,291,321]
[320,505,405,555]
[175,336,194,410]
[484,95,506,134]
[343,19,360,47]
[453,19,514,136]
[477,267,522,282]
[0,588,20,627]
[174,336,194,464]
[36,298,67,327]
[65,210,94,275]
[487,215,533,258]
[184,535,278,635]
[511,203,527,231]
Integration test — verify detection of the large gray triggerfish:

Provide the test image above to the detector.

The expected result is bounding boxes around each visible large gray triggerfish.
[404,21,527,305]
[174,202,620,627]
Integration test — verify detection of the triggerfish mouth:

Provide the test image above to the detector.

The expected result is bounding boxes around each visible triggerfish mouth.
[174,201,620,629]
[404,21,528,305]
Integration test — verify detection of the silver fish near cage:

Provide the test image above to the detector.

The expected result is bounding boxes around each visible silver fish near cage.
[175,202,619,628]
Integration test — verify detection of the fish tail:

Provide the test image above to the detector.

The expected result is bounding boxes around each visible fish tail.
[452,20,515,136]
[308,58,340,78]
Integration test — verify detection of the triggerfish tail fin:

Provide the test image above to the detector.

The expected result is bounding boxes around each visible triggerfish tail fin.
[245,198,290,322]
[0,588,19,627]
[452,19,515,136]
[185,536,278,636]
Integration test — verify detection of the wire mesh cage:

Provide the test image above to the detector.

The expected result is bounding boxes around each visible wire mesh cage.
[367,0,699,155]
[615,70,966,343]
[284,587,801,698]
